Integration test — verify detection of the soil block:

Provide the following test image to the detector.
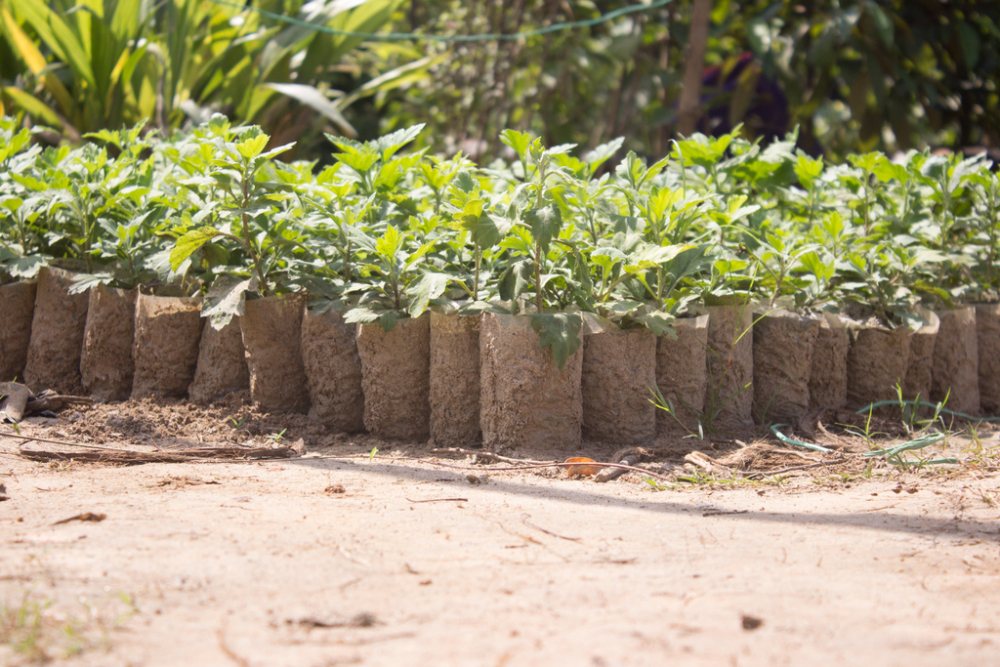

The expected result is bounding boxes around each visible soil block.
[902,311,940,402]
[808,314,850,412]
[752,310,820,423]
[241,295,309,413]
[932,306,980,414]
[189,317,249,404]
[480,313,583,452]
[131,294,203,399]
[847,325,911,406]
[0,281,36,381]
[357,314,430,441]
[582,326,656,444]
[977,303,1000,413]
[23,267,89,393]
[301,308,364,432]
[430,312,481,447]
[81,285,136,400]
[704,305,754,434]
[655,315,709,435]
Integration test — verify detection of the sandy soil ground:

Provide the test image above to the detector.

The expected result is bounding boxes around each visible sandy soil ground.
[1,400,998,666]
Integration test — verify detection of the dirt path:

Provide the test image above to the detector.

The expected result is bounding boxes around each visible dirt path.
[1,400,999,666]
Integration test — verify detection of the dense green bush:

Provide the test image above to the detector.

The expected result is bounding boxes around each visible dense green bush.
[1,116,998,365]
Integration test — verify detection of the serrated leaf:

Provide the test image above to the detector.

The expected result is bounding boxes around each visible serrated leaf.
[530,312,582,370]
[203,277,252,329]
[170,226,221,271]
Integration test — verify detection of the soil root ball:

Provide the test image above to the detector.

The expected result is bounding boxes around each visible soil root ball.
[582,326,656,444]
[301,308,364,432]
[808,314,850,411]
[131,294,202,399]
[189,317,249,404]
[357,314,430,441]
[479,313,582,452]
[932,306,980,415]
[0,281,36,382]
[847,325,911,406]
[977,303,1000,413]
[430,312,481,447]
[241,295,309,413]
[902,310,940,402]
[656,315,709,435]
[752,310,820,423]
[704,305,754,434]
[81,285,136,400]
[23,267,89,394]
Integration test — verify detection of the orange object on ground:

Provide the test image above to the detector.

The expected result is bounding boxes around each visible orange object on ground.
[564,457,603,477]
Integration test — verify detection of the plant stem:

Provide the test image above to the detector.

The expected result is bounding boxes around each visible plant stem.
[240,176,270,296]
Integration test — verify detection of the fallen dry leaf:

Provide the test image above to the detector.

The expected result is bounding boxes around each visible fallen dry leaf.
[53,512,106,526]
[564,457,603,477]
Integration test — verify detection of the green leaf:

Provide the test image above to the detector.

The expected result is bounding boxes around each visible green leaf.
[530,312,582,370]
[406,271,449,318]
[524,204,562,251]
[170,226,221,271]
[203,277,252,330]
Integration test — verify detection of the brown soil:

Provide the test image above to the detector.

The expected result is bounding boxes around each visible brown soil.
[903,312,940,401]
[80,285,136,401]
[656,315,709,435]
[131,294,202,399]
[933,307,981,414]
[752,311,819,423]
[977,303,1000,413]
[480,313,583,453]
[23,267,89,394]
[429,312,480,448]
[188,317,249,404]
[582,327,656,444]
[241,295,309,413]
[705,305,754,434]
[808,315,849,411]
[0,280,35,381]
[847,326,911,407]
[356,315,430,442]
[1,403,998,667]
[300,308,364,433]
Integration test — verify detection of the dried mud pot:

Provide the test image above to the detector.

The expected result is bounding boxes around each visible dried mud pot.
[301,308,363,432]
[902,312,940,401]
[977,303,1000,413]
[188,317,249,404]
[847,326,911,406]
[81,285,136,400]
[241,295,309,413]
[23,267,89,393]
[480,313,583,452]
[932,307,980,414]
[808,315,849,411]
[704,305,754,434]
[0,281,36,381]
[357,315,430,441]
[131,294,203,399]
[752,311,820,423]
[429,312,480,447]
[655,315,709,435]
[582,327,656,444]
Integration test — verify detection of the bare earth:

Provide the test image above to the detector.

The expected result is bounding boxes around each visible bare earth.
[1,401,998,666]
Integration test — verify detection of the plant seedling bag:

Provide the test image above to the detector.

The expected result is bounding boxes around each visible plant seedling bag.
[752,309,820,423]
[847,324,911,406]
[704,305,754,433]
[655,314,709,436]
[241,295,309,413]
[429,312,481,447]
[582,326,656,444]
[357,314,430,441]
[932,306,980,415]
[23,267,89,394]
[480,313,583,452]
[301,307,364,433]
[0,280,36,381]
[902,310,939,402]
[81,285,136,400]
[977,303,1000,413]
[131,294,202,399]
[189,317,249,404]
